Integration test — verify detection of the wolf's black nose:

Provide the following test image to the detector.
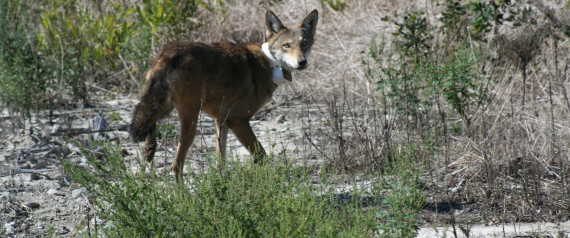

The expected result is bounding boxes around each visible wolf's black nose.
[298,60,307,67]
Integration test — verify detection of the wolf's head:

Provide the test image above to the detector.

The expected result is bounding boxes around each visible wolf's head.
[264,10,318,71]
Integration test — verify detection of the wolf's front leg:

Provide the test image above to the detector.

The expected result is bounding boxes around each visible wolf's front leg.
[229,119,267,164]
[215,118,229,170]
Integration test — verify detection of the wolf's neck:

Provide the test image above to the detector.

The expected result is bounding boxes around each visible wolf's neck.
[262,42,290,86]
[261,43,277,65]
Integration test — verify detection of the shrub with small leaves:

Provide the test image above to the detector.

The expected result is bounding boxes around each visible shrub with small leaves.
[382,10,432,60]
[0,0,54,117]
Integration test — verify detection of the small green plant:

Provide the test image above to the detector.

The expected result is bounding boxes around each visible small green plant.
[433,46,488,125]
[365,38,430,125]
[375,148,425,238]
[320,0,348,12]
[156,123,176,139]
[382,10,432,60]
[45,223,57,238]
[63,141,383,237]
[108,112,123,122]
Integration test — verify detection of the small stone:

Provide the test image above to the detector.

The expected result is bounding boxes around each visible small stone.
[35,222,45,230]
[46,188,58,195]
[24,202,40,209]
[61,226,70,234]
[4,221,16,234]
[450,186,462,193]
[0,192,11,201]
[20,223,30,230]
[32,161,47,169]
[276,114,286,123]
[30,173,41,181]
[71,189,84,199]
[51,124,62,134]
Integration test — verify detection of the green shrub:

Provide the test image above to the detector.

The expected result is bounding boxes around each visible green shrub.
[135,0,202,43]
[375,148,424,238]
[366,9,488,128]
[433,46,488,125]
[63,142,385,237]
[365,38,430,124]
[320,0,349,12]
[156,123,176,139]
[440,0,535,42]
[0,0,53,117]
[382,10,432,60]
[1,0,207,115]
[37,0,145,105]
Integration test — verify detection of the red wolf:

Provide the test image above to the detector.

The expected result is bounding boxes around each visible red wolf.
[129,10,319,180]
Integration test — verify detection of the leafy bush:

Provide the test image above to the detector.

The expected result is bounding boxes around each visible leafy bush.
[432,47,488,125]
[320,0,349,12]
[135,0,201,44]
[382,10,432,60]
[367,9,488,129]
[156,123,177,139]
[37,0,201,105]
[0,0,54,117]
[1,0,206,115]
[375,148,425,238]
[440,0,535,42]
[63,142,391,237]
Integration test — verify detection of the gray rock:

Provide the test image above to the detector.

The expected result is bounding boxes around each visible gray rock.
[32,161,47,169]
[0,192,11,201]
[71,189,84,199]
[24,202,40,209]
[30,173,41,181]
[276,114,286,123]
[46,188,58,195]
[4,221,16,234]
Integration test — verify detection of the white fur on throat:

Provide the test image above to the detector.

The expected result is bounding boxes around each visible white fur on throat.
[262,43,289,86]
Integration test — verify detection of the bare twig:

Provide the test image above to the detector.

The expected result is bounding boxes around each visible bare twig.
[2,168,54,180]
[50,124,128,136]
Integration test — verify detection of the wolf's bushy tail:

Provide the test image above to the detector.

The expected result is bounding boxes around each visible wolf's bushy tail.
[129,66,173,142]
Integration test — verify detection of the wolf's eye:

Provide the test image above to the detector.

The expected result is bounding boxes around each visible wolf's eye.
[283,43,291,49]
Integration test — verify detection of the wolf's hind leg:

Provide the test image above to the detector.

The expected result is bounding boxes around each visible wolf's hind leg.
[172,107,200,183]
[144,128,157,162]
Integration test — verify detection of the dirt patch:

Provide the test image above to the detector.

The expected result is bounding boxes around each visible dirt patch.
[418,221,570,238]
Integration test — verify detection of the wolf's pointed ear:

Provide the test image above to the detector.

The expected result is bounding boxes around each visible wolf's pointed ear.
[301,9,318,37]
[266,10,285,40]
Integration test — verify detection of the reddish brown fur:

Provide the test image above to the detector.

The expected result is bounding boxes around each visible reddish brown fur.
[129,10,318,181]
